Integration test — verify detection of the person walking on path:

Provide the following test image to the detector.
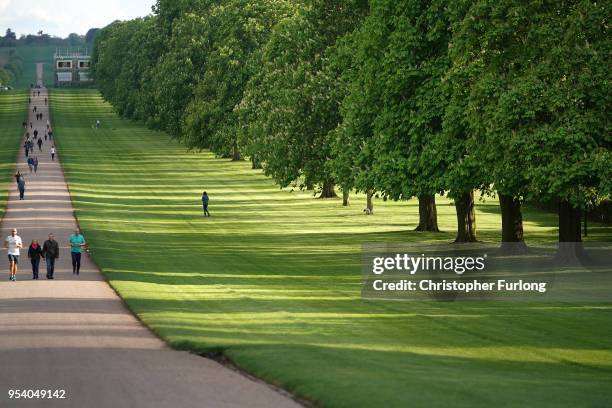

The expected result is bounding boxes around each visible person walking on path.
[37,137,43,151]
[50,146,56,161]
[28,239,43,280]
[27,157,33,173]
[33,129,38,139]
[201,191,210,217]
[14,171,22,186]
[5,228,23,282]
[17,175,26,200]
[69,228,86,275]
[33,156,39,174]
[42,233,59,279]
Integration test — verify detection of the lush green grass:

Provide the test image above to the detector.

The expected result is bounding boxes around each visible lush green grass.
[50,89,612,407]
[0,90,27,213]
[0,45,55,88]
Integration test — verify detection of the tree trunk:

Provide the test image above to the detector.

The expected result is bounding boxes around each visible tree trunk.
[342,190,349,206]
[231,143,242,161]
[558,200,581,242]
[251,155,261,169]
[454,191,477,242]
[499,194,527,253]
[319,181,337,198]
[366,190,374,214]
[415,194,439,232]
[557,200,586,263]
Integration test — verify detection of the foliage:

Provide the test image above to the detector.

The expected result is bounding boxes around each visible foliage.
[239,0,368,188]
[450,0,611,208]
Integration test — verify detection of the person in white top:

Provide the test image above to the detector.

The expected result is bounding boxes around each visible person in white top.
[51,146,56,161]
[4,228,23,281]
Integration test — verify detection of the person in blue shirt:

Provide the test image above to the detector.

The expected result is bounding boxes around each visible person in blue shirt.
[201,191,210,217]
[68,228,86,275]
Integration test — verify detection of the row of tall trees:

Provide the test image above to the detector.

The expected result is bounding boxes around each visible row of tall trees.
[92,0,610,245]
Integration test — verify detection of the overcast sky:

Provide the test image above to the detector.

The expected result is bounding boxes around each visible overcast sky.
[0,0,154,38]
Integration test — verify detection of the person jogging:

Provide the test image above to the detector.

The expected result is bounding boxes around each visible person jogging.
[28,239,43,280]
[201,191,210,217]
[17,175,25,200]
[5,228,23,281]
[69,228,86,275]
[42,233,59,279]
[50,146,56,161]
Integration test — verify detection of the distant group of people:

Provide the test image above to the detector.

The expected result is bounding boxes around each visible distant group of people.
[5,228,86,281]
[17,92,57,200]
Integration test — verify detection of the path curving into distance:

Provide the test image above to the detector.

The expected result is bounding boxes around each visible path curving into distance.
[0,63,300,408]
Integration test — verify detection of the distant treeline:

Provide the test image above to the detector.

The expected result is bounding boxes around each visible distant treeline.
[91,0,610,247]
[0,48,22,86]
[1,28,100,47]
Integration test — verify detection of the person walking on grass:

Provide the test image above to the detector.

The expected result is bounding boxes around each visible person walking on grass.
[42,233,59,279]
[5,228,23,282]
[17,175,25,200]
[51,146,56,161]
[28,239,43,280]
[201,191,210,217]
[69,228,86,275]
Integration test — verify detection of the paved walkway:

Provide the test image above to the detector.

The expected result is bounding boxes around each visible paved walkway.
[0,64,300,407]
